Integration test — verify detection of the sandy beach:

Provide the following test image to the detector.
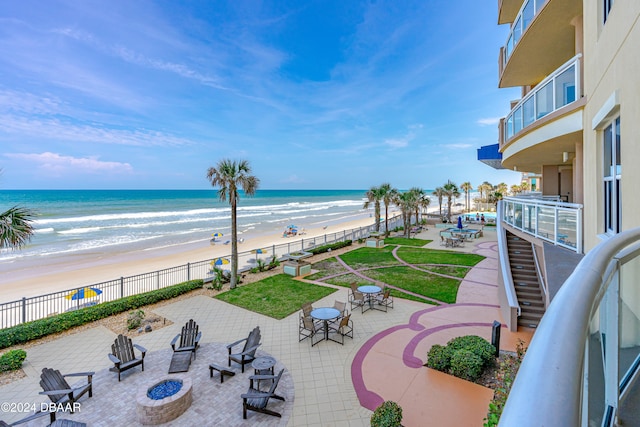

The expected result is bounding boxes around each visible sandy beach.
[0,214,384,304]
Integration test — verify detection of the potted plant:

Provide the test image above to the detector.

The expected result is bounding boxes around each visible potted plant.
[371,401,403,427]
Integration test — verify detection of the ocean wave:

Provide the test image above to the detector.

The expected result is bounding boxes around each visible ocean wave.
[34,207,230,225]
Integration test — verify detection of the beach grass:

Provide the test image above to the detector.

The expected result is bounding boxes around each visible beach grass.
[382,237,432,246]
[214,274,337,319]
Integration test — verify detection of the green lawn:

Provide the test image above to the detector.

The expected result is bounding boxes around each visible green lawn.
[214,274,337,319]
[422,265,471,278]
[382,237,432,247]
[396,247,485,266]
[338,246,399,267]
[364,266,461,304]
[306,257,348,280]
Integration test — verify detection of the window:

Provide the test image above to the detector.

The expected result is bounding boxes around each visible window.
[603,117,621,234]
[604,0,614,24]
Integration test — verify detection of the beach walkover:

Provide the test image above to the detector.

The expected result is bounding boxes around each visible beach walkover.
[0,227,531,426]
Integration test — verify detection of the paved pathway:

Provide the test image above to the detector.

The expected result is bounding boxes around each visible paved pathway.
[0,227,532,426]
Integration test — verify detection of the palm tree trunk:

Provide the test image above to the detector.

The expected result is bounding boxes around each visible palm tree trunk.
[375,202,381,232]
[230,194,238,289]
[384,203,389,236]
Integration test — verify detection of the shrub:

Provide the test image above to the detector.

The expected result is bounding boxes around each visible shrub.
[450,349,483,381]
[447,335,496,366]
[309,240,352,255]
[425,344,451,372]
[268,256,280,269]
[0,279,203,349]
[370,401,403,427]
[127,309,145,330]
[0,349,27,372]
[484,339,528,427]
[256,259,267,272]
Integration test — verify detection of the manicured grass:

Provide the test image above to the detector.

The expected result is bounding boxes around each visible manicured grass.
[306,257,348,280]
[214,274,337,319]
[383,237,432,247]
[323,274,438,305]
[338,246,399,267]
[422,265,471,278]
[364,266,461,304]
[396,247,485,266]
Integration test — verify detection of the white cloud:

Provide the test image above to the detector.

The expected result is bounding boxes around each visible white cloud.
[477,117,501,126]
[446,143,473,149]
[4,152,133,174]
[383,124,423,149]
[0,115,190,147]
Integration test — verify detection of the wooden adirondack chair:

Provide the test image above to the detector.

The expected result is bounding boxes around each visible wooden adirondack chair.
[170,319,202,359]
[241,369,286,419]
[0,409,86,426]
[227,326,261,373]
[108,334,147,381]
[39,368,94,409]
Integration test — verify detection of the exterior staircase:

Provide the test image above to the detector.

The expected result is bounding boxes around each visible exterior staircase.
[507,231,545,329]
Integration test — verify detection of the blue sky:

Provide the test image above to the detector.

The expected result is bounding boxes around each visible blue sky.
[0,0,520,190]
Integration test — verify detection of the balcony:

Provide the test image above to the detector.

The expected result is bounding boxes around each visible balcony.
[499,227,640,425]
[499,0,582,88]
[477,144,505,170]
[504,55,581,141]
[502,196,582,253]
[498,0,525,24]
[499,55,584,171]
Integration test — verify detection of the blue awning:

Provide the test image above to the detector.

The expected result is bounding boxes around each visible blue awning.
[477,144,505,169]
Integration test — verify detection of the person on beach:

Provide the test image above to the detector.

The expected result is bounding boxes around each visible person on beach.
[480,214,485,224]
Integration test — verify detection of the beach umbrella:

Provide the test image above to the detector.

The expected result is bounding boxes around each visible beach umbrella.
[251,248,267,254]
[457,216,463,230]
[211,257,230,267]
[66,287,102,300]
[211,232,223,238]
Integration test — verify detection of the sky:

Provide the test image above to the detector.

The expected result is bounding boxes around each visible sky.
[0,0,522,190]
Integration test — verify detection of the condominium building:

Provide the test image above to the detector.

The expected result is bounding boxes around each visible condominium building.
[480,1,640,425]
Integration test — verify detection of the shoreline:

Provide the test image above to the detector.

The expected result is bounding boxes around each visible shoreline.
[0,213,384,303]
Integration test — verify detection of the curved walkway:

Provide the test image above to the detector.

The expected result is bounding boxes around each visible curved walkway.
[349,232,533,426]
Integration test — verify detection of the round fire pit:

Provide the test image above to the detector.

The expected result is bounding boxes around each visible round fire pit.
[136,377,192,425]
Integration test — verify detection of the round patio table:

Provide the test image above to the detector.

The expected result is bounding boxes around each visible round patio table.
[358,285,382,311]
[310,307,341,343]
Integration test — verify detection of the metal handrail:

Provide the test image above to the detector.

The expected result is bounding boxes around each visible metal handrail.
[496,202,520,317]
[499,227,640,426]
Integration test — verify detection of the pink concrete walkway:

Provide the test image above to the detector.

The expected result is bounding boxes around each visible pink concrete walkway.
[350,237,532,426]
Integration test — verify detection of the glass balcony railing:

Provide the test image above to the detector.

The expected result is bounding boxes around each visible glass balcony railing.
[502,196,582,253]
[503,54,581,141]
[503,0,548,64]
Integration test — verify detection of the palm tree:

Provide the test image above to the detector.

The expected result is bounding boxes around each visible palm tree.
[443,180,460,222]
[496,182,508,196]
[363,185,385,232]
[393,191,417,238]
[460,182,473,213]
[206,159,259,289]
[433,187,445,219]
[379,183,398,236]
[408,187,430,226]
[0,169,35,249]
[0,206,35,249]
[510,184,521,196]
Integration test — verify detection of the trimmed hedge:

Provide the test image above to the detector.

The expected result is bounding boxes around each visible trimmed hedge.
[0,279,203,349]
[0,349,27,372]
[371,401,403,427]
[426,335,496,382]
[309,240,352,255]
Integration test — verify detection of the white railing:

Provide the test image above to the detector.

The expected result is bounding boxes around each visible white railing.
[499,227,640,426]
[503,0,548,64]
[502,196,583,253]
[504,54,582,141]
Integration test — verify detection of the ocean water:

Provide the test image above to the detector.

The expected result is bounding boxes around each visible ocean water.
[0,189,377,262]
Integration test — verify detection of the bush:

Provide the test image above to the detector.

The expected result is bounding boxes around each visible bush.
[127,309,145,330]
[0,279,203,349]
[425,344,450,372]
[450,349,483,381]
[309,240,352,255]
[447,335,496,365]
[0,349,27,372]
[371,401,403,427]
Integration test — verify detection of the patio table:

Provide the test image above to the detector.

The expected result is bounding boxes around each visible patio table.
[358,285,382,312]
[310,307,341,344]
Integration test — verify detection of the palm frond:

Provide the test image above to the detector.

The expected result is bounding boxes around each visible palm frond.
[0,206,35,249]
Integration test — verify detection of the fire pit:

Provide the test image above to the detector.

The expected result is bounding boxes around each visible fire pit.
[136,377,192,425]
